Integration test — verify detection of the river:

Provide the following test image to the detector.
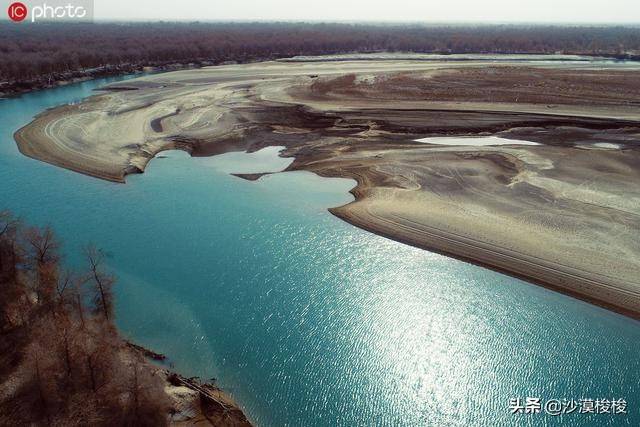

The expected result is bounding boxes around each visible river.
[1,75,639,426]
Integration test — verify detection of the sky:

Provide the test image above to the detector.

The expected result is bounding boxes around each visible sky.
[92,0,640,24]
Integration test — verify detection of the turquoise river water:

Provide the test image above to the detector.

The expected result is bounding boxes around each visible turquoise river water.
[1,76,639,426]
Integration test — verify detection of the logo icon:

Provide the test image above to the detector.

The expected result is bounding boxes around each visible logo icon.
[7,2,28,21]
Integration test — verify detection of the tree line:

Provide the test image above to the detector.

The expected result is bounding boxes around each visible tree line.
[0,211,170,426]
[1,22,639,83]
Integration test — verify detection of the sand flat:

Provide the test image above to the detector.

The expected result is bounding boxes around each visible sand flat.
[14,55,640,318]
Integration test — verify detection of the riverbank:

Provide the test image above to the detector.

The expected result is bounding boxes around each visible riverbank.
[0,210,251,426]
[0,62,214,98]
[124,341,250,425]
[126,345,251,426]
[13,55,640,320]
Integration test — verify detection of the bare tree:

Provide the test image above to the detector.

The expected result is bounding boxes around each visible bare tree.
[0,211,20,281]
[68,278,86,329]
[121,360,171,427]
[0,210,20,238]
[84,245,114,321]
[0,215,173,426]
[25,226,59,266]
[24,226,60,306]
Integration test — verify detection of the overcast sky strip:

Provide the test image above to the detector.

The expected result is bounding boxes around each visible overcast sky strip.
[90,0,640,24]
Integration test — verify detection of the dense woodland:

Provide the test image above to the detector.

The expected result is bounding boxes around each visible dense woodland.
[0,211,170,426]
[1,22,640,85]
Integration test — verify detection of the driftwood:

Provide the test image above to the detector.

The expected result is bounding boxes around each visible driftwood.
[125,340,167,361]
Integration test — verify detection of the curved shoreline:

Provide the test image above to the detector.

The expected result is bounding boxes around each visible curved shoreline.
[13,56,640,320]
[289,145,640,319]
[14,103,197,183]
[329,200,640,320]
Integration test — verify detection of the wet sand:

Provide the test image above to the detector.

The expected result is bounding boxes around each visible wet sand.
[14,55,640,318]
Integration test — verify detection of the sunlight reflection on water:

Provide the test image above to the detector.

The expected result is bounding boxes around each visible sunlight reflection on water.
[1,75,639,427]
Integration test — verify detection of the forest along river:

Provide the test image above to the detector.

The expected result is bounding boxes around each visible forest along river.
[1,75,640,426]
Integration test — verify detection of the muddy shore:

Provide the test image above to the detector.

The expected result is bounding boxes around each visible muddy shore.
[13,55,640,319]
